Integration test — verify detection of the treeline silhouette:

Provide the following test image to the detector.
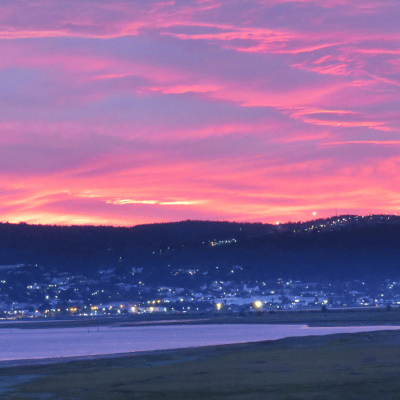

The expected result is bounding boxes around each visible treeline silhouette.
[0,219,399,282]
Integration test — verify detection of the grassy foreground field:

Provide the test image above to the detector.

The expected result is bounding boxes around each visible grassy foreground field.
[2,328,400,399]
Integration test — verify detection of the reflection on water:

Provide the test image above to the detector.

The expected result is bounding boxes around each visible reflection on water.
[0,324,399,361]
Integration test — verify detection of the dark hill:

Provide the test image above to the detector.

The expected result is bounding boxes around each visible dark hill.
[0,216,399,282]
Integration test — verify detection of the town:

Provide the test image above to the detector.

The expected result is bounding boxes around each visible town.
[1,214,400,319]
[1,264,400,319]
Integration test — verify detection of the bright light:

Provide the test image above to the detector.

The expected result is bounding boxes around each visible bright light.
[215,303,223,310]
[254,300,262,308]
[312,211,317,216]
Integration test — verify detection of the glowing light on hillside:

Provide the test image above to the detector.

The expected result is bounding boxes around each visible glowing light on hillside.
[254,300,263,308]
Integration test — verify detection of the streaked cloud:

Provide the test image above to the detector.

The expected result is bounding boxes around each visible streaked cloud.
[106,198,201,206]
[0,0,399,225]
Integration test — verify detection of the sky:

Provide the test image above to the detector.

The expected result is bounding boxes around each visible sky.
[0,0,400,226]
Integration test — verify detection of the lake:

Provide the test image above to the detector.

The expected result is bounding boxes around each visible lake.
[0,324,399,361]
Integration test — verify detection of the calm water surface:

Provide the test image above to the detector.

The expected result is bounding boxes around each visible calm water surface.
[0,324,399,361]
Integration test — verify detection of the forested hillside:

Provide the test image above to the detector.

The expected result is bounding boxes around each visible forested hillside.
[0,216,399,282]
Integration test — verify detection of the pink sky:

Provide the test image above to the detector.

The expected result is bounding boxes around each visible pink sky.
[0,0,399,226]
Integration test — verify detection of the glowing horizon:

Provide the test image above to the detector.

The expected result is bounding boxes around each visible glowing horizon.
[1,0,399,227]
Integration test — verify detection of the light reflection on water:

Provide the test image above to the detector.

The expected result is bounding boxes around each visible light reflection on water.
[0,324,399,361]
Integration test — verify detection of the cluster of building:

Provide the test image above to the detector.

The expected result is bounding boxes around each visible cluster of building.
[1,262,399,319]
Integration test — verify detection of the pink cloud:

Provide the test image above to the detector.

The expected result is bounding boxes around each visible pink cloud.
[2,146,400,226]
[0,0,400,225]
[322,141,400,146]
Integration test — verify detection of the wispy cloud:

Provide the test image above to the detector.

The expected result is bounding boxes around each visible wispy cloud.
[0,0,399,225]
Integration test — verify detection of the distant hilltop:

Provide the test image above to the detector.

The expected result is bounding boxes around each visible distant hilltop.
[0,214,399,281]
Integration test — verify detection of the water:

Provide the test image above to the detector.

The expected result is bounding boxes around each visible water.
[0,324,398,361]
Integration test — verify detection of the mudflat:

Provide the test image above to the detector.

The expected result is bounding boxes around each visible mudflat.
[1,328,400,399]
